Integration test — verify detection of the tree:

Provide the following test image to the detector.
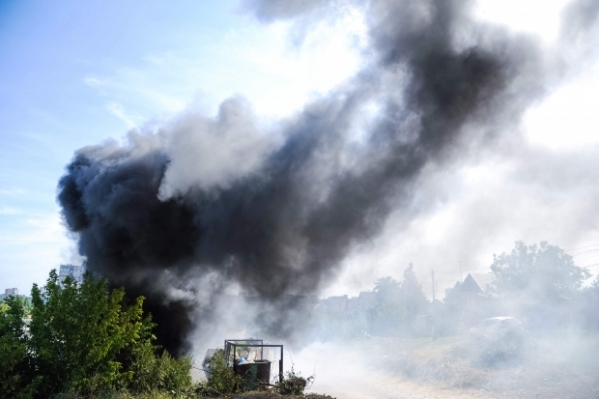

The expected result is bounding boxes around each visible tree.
[0,296,40,399]
[576,276,599,329]
[489,241,590,303]
[370,265,428,335]
[373,276,401,305]
[28,270,153,396]
[399,263,428,317]
[1,270,194,399]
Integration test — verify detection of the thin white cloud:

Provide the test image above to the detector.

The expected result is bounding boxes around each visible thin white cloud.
[84,76,103,88]
[105,102,139,129]
[0,206,21,215]
[80,6,367,123]
[0,210,71,292]
[0,188,26,196]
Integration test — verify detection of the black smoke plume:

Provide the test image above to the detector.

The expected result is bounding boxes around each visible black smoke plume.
[57,0,598,354]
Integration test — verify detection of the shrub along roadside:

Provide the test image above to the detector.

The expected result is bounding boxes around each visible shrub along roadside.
[200,349,243,397]
[199,349,314,398]
[274,368,314,395]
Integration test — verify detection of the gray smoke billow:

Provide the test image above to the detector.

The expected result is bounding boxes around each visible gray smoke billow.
[57,0,599,354]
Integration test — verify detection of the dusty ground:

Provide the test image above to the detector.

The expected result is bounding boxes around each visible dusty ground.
[210,330,599,398]
[215,394,335,399]
[293,330,599,399]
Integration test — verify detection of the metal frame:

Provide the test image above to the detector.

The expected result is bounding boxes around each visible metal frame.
[224,339,284,384]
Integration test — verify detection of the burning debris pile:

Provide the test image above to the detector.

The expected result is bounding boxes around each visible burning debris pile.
[57,0,599,354]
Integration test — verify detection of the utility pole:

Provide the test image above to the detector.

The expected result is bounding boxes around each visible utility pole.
[431,270,437,341]
[431,270,435,302]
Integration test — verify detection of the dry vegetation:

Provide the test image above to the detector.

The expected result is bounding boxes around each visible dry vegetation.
[210,394,335,399]
[361,331,599,398]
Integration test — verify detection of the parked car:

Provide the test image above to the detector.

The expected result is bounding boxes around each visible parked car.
[469,317,524,362]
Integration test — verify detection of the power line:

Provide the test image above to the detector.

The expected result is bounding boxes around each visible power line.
[570,249,599,256]
[566,243,599,253]
[573,255,599,262]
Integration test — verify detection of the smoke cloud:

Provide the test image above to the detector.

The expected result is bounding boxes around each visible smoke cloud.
[57,0,599,354]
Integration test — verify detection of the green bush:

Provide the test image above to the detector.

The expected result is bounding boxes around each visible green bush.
[201,349,242,396]
[129,343,193,394]
[274,368,314,395]
[52,387,196,399]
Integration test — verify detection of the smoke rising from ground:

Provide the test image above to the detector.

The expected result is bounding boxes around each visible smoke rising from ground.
[57,0,599,354]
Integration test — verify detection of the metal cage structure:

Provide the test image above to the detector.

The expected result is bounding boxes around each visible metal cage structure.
[224,339,284,388]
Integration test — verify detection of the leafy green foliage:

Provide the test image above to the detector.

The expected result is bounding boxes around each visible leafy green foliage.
[490,241,590,302]
[201,349,242,396]
[29,270,150,395]
[274,367,314,395]
[1,269,193,399]
[0,296,41,399]
[128,342,193,394]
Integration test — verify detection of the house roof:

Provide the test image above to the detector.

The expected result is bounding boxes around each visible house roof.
[460,273,483,294]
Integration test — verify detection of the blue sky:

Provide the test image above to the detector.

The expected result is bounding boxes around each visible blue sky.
[0,0,246,290]
[0,0,365,293]
[1,0,599,297]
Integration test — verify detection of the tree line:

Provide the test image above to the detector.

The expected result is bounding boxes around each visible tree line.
[312,241,599,339]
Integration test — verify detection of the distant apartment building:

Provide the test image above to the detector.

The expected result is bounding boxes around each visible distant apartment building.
[59,263,86,284]
[1,288,32,303]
